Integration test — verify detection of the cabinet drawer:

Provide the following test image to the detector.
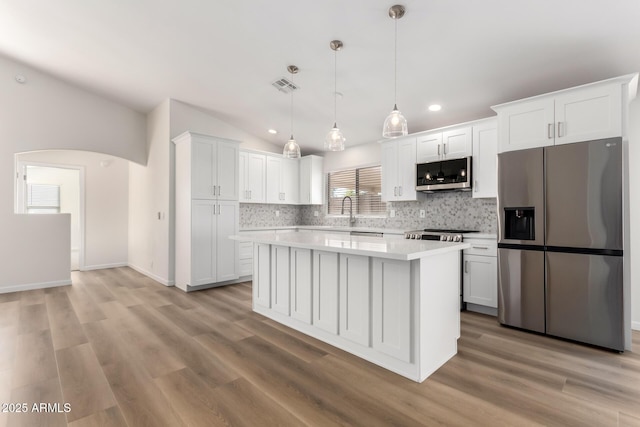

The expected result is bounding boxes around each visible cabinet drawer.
[239,242,253,259]
[239,259,253,276]
[464,239,497,257]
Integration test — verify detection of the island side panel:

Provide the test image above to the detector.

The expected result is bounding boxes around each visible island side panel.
[290,247,312,324]
[253,243,271,309]
[417,250,461,381]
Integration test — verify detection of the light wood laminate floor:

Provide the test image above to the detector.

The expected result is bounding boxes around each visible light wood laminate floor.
[0,267,639,426]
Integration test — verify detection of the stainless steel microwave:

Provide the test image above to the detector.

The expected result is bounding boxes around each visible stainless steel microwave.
[416,156,472,192]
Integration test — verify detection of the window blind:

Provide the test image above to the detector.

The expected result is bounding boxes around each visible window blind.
[327,166,385,215]
[27,184,60,213]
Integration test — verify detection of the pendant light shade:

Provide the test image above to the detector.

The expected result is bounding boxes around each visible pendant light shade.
[382,5,408,139]
[283,65,301,159]
[325,40,345,151]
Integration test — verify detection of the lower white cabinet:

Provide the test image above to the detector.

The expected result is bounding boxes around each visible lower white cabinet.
[372,258,411,363]
[339,254,370,347]
[463,238,498,309]
[271,245,290,315]
[313,251,339,334]
[238,242,253,276]
[178,200,239,290]
[253,243,271,308]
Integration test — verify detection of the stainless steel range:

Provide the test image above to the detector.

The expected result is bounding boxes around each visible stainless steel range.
[404,229,478,242]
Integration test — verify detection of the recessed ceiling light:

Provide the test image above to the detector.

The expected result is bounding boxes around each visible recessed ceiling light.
[268,129,278,134]
[428,104,442,112]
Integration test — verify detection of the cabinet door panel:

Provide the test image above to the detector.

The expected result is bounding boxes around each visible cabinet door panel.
[416,132,442,163]
[472,121,498,198]
[498,98,554,152]
[266,156,282,204]
[282,158,299,204]
[313,251,339,334]
[380,141,398,201]
[463,255,497,308]
[271,245,290,315]
[216,201,239,282]
[442,126,472,159]
[216,141,238,200]
[192,140,215,199]
[238,151,249,202]
[555,84,622,145]
[291,248,312,323]
[253,243,271,308]
[191,200,216,286]
[247,153,266,202]
[372,258,411,362]
[339,254,370,346]
[396,137,417,201]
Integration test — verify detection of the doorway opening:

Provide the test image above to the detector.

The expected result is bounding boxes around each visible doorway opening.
[15,162,85,271]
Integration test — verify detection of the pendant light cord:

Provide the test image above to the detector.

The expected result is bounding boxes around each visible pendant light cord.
[290,73,294,138]
[394,17,398,107]
[334,48,338,125]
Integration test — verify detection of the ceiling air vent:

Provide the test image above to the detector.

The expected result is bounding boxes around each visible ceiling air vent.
[271,77,299,93]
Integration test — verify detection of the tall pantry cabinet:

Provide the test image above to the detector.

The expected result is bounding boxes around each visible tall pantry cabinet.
[173,131,239,291]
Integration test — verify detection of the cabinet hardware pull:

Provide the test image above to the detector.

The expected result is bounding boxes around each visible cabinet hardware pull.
[249,190,252,199]
[399,186,403,196]
[464,260,469,273]
[437,144,440,156]
[218,185,221,196]
[443,143,447,155]
[217,204,221,215]
[548,123,554,139]
[472,245,489,250]
[474,180,478,192]
[557,121,563,138]
[212,186,216,196]
[394,186,397,196]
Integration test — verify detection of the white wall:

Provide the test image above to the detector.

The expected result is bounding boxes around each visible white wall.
[128,99,172,284]
[322,141,381,172]
[0,54,146,292]
[16,151,129,271]
[628,97,640,330]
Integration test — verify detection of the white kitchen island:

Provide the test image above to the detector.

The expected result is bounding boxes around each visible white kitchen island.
[231,231,470,382]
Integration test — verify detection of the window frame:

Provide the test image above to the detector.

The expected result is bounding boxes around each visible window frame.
[326,165,386,217]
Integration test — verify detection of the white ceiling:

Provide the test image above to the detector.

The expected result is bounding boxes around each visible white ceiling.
[2,0,640,153]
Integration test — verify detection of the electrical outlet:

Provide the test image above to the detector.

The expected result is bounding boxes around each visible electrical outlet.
[389,209,396,218]
[275,210,280,217]
[314,211,319,217]
[419,209,425,218]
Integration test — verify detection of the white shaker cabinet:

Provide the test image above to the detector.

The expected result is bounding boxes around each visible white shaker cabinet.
[266,155,299,204]
[239,151,266,203]
[492,76,634,153]
[417,126,472,163]
[339,253,370,347]
[173,131,239,291]
[313,250,339,334]
[381,137,422,202]
[463,237,498,310]
[299,155,324,205]
[471,118,498,198]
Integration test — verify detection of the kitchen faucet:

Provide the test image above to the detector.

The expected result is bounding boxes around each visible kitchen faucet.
[341,196,356,226]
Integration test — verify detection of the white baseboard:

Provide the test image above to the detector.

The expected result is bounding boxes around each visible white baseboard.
[81,262,128,271]
[127,264,175,287]
[632,321,640,331]
[0,279,71,294]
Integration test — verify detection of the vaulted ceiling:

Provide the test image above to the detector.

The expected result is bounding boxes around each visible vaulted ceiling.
[2,0,639,153]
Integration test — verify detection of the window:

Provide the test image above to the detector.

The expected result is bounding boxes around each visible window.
[26,184,60,214]
[327,166,386,215]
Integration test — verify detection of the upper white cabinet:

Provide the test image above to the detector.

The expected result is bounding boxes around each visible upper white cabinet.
[417,126,472,163]
[239,151,266,203]
[178,132,238,200]
[381,136,422,202]
[266,155,299,204]
[471,118,498,199]
[299,155,324,205]
[492,76,638,153]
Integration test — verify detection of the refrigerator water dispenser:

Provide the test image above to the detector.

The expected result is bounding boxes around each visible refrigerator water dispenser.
[504,208,535,240]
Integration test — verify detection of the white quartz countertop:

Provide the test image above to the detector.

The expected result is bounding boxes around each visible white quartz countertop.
[231,231,470,261]
[239,225,407,234]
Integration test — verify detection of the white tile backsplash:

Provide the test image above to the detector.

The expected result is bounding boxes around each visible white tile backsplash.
[241,193,497,233]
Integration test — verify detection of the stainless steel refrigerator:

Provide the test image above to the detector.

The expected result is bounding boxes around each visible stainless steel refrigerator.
[497,138,624,351]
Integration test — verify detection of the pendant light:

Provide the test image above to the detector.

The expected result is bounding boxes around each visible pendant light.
[283,65,301,159]
[325,40,345,151]
[382,4,408,138]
